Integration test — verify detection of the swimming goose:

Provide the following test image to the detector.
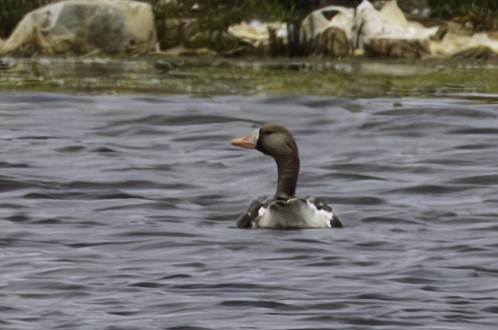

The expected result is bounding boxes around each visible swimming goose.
[231,124,342,229]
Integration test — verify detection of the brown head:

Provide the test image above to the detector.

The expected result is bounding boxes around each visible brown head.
[231,124,300,199]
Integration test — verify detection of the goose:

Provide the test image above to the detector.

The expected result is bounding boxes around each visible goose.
[231,124,342,229]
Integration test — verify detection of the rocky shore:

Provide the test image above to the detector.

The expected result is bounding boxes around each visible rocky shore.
[0,0,497,59]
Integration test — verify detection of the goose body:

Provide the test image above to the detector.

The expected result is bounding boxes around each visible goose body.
[231,124,342,229]
[237,196,342,229]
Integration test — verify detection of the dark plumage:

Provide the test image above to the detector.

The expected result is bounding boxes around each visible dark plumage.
[231,124,342,229]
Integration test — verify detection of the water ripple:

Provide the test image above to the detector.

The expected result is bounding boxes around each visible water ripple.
[0,93,497,329]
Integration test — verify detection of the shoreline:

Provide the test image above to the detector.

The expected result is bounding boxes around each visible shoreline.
[1,55,497,97]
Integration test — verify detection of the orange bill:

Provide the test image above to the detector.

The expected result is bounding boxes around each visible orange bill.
[230,129,259,149]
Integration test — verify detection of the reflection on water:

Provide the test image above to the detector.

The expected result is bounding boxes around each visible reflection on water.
[2,57,498,97]
[1,93,497,329]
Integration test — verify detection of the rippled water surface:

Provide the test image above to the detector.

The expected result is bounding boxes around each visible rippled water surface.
[1,93,497,329]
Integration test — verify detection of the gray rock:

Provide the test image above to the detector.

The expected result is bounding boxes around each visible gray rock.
[0,0,156,56]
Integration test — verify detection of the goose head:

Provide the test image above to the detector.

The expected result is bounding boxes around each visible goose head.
[231,124,300,199]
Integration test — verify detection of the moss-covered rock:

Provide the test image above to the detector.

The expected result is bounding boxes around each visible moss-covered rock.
[365,38,431,58]
[310,27,351,58]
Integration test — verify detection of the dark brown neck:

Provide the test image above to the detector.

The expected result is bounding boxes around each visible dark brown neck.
[275,153,300,199]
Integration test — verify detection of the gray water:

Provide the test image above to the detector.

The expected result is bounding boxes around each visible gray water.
[1,93,497,330]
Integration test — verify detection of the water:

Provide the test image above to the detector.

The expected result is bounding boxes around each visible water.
[1,92,497,329]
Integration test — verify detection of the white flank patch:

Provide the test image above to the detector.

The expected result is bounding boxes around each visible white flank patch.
[255,198,334,229]
[306,199,333,228]
[258,206,266,217]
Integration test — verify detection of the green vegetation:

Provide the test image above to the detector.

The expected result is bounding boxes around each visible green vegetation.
[0,0,48,38]
[428,0,498,17]
[153,0,299,31]
[428,0,498,30]
[153,0,304,55]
